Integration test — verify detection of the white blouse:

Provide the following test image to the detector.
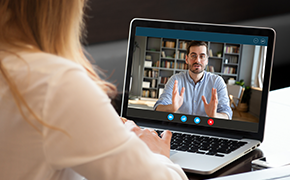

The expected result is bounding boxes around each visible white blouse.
[0,51,187,180]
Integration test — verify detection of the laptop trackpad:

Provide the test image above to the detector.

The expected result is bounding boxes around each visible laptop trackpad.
[169,151,229,174]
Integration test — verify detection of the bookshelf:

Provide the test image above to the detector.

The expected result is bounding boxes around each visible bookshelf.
[139,37,242,99]
[220,44,242,83]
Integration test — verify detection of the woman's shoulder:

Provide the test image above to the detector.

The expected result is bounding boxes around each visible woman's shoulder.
[3,51,85,77]
[2,51,88,88]
[23,51,84,71]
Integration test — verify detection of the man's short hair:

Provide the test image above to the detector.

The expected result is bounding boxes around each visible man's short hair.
[186,41,209,56]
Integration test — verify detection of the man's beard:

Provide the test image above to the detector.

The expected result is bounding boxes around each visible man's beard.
[189,63,205,74]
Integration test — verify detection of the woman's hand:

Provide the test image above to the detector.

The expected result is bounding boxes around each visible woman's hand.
[124,120,172,158]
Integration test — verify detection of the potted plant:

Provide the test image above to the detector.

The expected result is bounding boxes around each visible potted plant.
[216,51,222,57]
[235,80,251,112]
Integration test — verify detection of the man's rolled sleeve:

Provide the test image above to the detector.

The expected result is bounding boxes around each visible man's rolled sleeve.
[216,79,233,119]
[217,104,233,120]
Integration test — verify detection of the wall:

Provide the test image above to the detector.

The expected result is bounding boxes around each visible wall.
[239,45,255,86]
[84,1,290,44]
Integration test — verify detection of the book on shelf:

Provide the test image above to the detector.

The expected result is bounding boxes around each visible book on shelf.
[154,61,160,67]
[177,63,188,70]
[149,70,152,77]
[161,61,175,68]
[161,51,166,58]
[142,90,150,98]
[209,49,213,57]
[161,61,165,68]
[177,62,182,69]
[165,41,175,48]
[177,62,186,70]
[144,69,157,78]
[208,66,215,73]
[179,52,185,59]
[145,55,152,60]
[223,67,236,74]
[151,90,156,98]
[142,81,150,88]
[168,61,174,68]
[229,56,238,63]
[142,90,157,98]
[144,70,147,77]
[160,77,169,84]
[144,60,152,67]
[224,46,240,53]
[151,79,156,88]
[166,61,170,68]
[179,41,188,49]
[152,70,158,78]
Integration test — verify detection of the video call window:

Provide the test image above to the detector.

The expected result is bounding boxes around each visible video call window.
[128,35,267,124]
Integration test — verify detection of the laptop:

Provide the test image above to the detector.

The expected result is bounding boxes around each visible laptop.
[120,18,276,175]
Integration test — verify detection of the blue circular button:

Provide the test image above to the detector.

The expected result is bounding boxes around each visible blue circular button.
[194,117,201,124]
[167,114,174,121]
[180,115,187,122]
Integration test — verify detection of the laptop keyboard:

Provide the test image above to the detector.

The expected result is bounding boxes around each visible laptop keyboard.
[155,130,248,157]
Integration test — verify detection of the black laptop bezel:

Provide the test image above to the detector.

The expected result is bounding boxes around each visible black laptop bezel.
[121,18,276,142]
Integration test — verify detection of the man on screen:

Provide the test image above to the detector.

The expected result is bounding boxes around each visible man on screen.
[153,41,232,120]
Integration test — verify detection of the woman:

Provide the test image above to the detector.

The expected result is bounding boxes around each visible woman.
[0,0,187,179]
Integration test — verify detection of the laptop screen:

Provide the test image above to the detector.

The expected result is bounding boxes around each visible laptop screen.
[121,18,275,136]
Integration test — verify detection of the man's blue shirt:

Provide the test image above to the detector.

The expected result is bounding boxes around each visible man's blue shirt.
[153,71,233,119]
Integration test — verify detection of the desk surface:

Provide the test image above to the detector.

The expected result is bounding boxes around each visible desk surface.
[260,87,290,160]
[186,87,290,179]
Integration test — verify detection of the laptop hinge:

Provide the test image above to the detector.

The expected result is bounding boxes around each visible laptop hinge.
[176,129,243,140]
[139,123,244,140]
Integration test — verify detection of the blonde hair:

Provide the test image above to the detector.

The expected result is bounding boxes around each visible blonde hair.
[0,0,116,134]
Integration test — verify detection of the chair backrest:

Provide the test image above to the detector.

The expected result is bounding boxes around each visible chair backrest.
[227,84,244,107]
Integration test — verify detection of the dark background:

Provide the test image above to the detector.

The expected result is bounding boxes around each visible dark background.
[84,0,290,91]
[84,0,289,44]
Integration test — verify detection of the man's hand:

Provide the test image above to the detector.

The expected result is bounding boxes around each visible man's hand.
[202,88,218,117]
[172,80,185,112]
[124,120,172,158]
[155,80,185,113]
